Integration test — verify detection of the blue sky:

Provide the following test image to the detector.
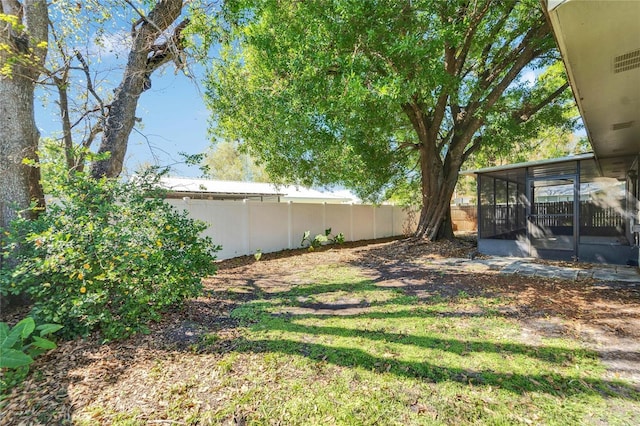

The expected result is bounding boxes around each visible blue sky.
[36,5,214,178]
[33,5,583,181]
[36,66,211,178]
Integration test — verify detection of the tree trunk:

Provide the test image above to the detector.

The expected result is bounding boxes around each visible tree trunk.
[0,0,48,244]
[0,78,44,228]
[414,145,459,241]
[91,0,185,179]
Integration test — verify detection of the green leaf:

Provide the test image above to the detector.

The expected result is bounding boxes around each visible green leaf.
[36,323,64,337]
[30,335,57,350]
[1,322,24,351]
[0,348,33,369]
[16,317,36,339]
[0,322,9,343]
[314,235,328,243]
[301,230,311,246]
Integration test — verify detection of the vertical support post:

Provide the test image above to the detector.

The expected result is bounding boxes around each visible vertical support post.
[287,201,293,249]
[373,205,377,240]
[574,160,580,261]
[525,167,532,257]
[391,204,395,236]
[506,179,510,233]
[243,199,250,256]
[492,177,497,237]
[349,203,354,242]
[476,175,482,239]
[323,202,327,233]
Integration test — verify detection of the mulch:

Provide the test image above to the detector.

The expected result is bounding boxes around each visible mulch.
[2,236,639,424]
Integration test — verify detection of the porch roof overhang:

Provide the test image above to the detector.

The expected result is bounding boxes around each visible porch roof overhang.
[462,152,595,176]
[542,0,640,165]
[463,151,632,185]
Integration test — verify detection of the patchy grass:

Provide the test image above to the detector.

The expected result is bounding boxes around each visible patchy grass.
[68,264,640,425]
[5,239,640,426]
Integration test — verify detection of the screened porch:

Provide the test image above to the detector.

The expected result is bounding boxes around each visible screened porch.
[472,153,639,265]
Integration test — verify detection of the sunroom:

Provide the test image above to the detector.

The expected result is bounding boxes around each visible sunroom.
[471,153,638,265]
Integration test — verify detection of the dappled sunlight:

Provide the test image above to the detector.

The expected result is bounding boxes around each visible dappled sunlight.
[5,240,640,424]
[227,265,639,408]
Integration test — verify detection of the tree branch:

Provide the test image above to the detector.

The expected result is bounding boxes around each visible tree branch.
[74,51,106,118]
[513,81,570,124]
[1,0,21,18]
[454,0,492,75]
[54,73,75,170]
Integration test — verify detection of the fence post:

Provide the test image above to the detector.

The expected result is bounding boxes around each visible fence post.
[391,204,395,236]
[373,205,377,239]
[323,202,327,232]
[288,201,293,249]
[243,199,250,256]
[350,203,354,242]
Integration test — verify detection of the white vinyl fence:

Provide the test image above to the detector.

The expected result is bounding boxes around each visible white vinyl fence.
[166,199,415,260]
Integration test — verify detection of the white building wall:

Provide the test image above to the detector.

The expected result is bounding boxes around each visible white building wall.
[166,199,416,260]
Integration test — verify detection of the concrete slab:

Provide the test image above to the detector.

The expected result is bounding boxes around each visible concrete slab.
[500,263,522,274]
[551,269,579,280]
[422,256,640,283]
[593,268,640,282]
[577,270,594,281]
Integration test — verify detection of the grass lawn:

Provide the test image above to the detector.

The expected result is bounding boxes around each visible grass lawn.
[3,240,640,425]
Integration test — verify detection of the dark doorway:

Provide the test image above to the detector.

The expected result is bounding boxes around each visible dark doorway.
[527,176,578,261]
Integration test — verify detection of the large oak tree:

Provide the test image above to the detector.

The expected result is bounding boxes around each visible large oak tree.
[0,0,48,239]
[207,0,576,240]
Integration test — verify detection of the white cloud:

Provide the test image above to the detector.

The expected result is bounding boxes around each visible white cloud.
[88,30,132,59]
[522,70,536,87]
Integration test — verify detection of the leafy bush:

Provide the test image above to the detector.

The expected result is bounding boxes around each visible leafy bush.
[1,169,220,340]
[0,316,62,393]
[300,228,345,251]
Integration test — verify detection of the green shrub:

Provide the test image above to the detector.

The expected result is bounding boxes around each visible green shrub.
[0,316,62,394]
[1,170,220,340]
[300,228,345,251]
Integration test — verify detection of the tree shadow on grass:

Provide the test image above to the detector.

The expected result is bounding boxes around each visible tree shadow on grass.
[246,337,636,397]
[219,274,640,401]
[225,325,640,401]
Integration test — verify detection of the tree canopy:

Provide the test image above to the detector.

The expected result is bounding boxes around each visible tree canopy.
[206,0,578,239]
[204,140,269,182]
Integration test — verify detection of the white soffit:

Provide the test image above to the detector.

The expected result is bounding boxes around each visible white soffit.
[546,0,640,160]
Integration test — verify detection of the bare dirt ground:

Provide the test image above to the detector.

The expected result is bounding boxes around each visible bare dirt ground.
[2,237,639,424]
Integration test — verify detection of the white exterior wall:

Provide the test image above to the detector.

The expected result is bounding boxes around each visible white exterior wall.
[166,199,416,260]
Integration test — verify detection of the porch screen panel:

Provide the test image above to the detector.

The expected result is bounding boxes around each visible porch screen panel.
[508,181,526,237]
[495,179,508,235]
[479,172,524,240]
[479,175,495,238]
[579,160,628,245]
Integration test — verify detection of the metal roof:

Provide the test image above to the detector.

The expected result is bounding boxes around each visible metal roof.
[462,152,595,175]
[159,177,358,203]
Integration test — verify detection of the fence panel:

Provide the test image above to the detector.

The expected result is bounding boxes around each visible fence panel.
[325,204,352,241]
[167,199,418,260]
[375,205,395,238]
[451,205,477,232]
[352,205,375,241]
[248,201,289,253]
[291,203,325,244]
[166,199,249,259]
